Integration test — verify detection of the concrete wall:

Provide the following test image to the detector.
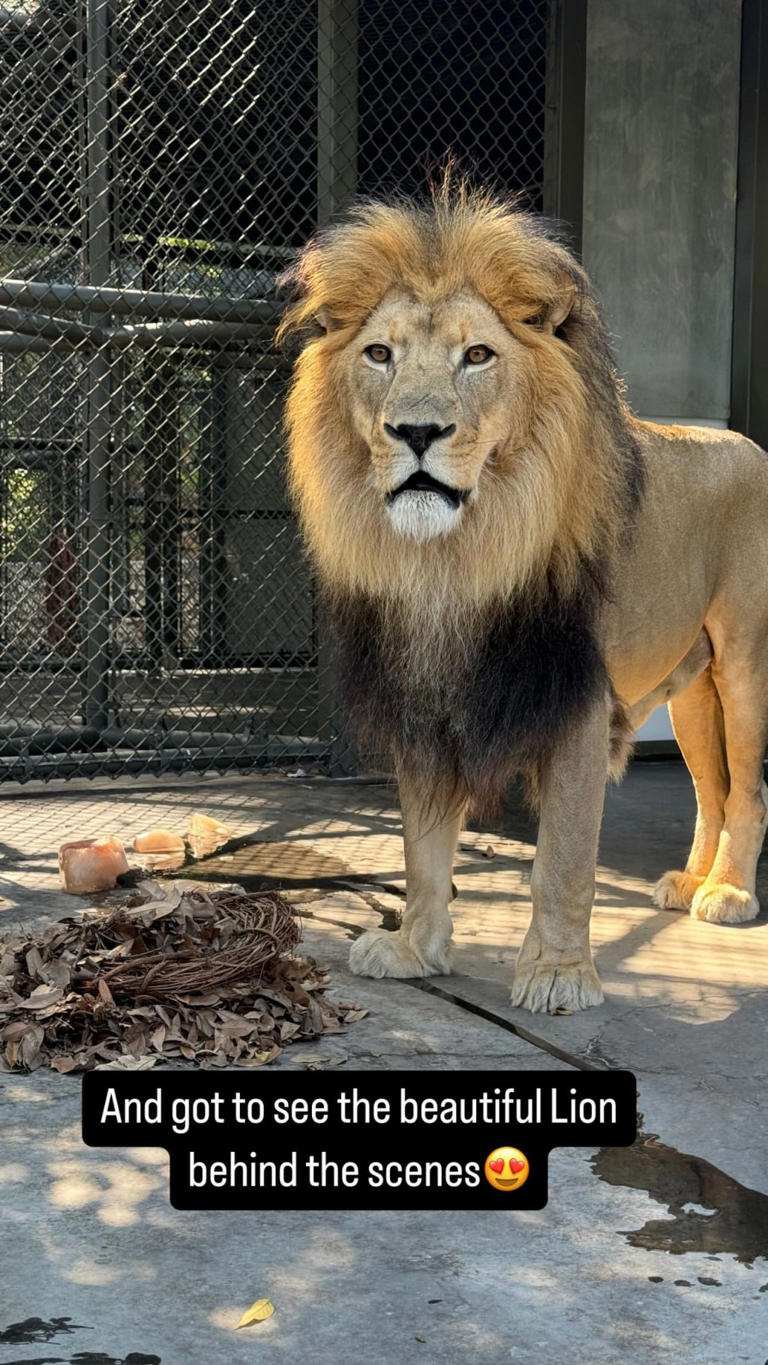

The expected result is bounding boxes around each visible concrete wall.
[582,1,742,741]
[582,0,742,423]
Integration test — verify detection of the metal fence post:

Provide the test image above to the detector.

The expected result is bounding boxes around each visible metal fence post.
[81,0,114,730]
[317,0,358,225]
[542,0,587,255]
[315,0,358,773]
[731,0,768,448]
[199,358,231,665]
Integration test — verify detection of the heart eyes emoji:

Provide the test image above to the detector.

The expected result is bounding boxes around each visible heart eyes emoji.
[484,1147,530,1191]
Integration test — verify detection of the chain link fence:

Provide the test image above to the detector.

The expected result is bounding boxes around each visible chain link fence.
[0,0,555,782]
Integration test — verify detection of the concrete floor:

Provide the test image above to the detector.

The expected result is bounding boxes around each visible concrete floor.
[0,762,766,1364]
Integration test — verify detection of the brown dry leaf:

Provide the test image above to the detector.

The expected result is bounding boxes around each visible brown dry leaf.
[17,984,63,1011]
[25,946,45,979]
[42,959,72,989]
[19,1024,44,1070]
[300,1054,345,1071]
[51,1055,78,1074]
[236,1299,275,1329]
[94,1054,158,1070]
[2,1019,34,1043]
[125,1030,149,1057]
[97,977,115,1006]
[216,1018,258,1039]
[239,1044,281,1067]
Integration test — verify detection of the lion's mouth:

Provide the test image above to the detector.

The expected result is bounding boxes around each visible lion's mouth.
[386,470,469,509]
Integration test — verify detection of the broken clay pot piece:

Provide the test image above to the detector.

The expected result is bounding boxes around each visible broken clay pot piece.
[58,836,130,895]
[186,812,233,858]
[133,828,186,854]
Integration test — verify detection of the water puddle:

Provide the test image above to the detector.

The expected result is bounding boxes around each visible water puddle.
[592,1131,768,1263]
[1,1355,160,1365]
[0,1318,86,1345]
[0,1317,160,1365]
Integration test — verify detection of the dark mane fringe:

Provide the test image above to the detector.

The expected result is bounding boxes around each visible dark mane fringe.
[558,270,646,536]
[326,566,609,816]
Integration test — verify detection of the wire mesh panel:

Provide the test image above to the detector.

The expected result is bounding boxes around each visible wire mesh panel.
[0,0,553,782]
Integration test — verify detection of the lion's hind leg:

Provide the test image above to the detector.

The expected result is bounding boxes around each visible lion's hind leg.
[687,649,768,924]
[653,665,727,911]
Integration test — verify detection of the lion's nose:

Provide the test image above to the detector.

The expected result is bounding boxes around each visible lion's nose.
[384,422,456,458]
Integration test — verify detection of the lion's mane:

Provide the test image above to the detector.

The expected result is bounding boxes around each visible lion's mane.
[279,184,643,810]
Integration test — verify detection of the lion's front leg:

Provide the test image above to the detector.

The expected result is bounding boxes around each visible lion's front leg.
[349,772,465,979]
[510,701,610,1013]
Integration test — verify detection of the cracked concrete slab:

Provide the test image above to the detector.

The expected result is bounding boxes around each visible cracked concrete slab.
[0,762,766,1363]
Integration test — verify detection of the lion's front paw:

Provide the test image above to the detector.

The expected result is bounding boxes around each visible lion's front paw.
[690,883,759,924]
[348,927,453,979]
[653,869,704,911]
[510,960,604,1013]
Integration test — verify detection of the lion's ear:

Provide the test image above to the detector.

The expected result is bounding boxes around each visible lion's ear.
[521,284,576,334]
[314,304,338,334]
[546,283,576,331]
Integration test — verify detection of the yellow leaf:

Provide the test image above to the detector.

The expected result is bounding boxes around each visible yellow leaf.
[236,1298,275,1329]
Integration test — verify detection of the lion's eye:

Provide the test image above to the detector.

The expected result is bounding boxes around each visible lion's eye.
[463,344,494,366]
[365,344,392,364]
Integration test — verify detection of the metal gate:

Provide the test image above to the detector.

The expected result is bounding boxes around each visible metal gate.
[0,0,567,781]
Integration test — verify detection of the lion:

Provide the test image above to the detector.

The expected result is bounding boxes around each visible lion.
[277,181,768,1013]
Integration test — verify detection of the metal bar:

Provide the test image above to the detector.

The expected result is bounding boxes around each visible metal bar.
[0,743,329,783]
[0,334,82,354]
[198,359,231,663]
[316,0,358,772]
[0,277,281,323]
[0,311,274,344]
[731,0,768,446]
[81,0,113,731]
[317,0,358,226]
[0,327,275,358]
[0,308,95,341]
[142,357,182,668]
[0,724,269,754]
[544,0,588,255]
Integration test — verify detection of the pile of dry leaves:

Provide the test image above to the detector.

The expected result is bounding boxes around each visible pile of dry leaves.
[0,881,366,1072]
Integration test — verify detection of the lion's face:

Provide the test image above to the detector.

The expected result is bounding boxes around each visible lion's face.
[281,193,630,607]
[339,289,533,543]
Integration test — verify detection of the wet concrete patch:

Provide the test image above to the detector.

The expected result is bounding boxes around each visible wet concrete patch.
[2,1354,159,1365]
[593,1132,768,1263]
[0,1318,160,1364]
[1,1356,160,1365]
[0,1320,87,1346]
